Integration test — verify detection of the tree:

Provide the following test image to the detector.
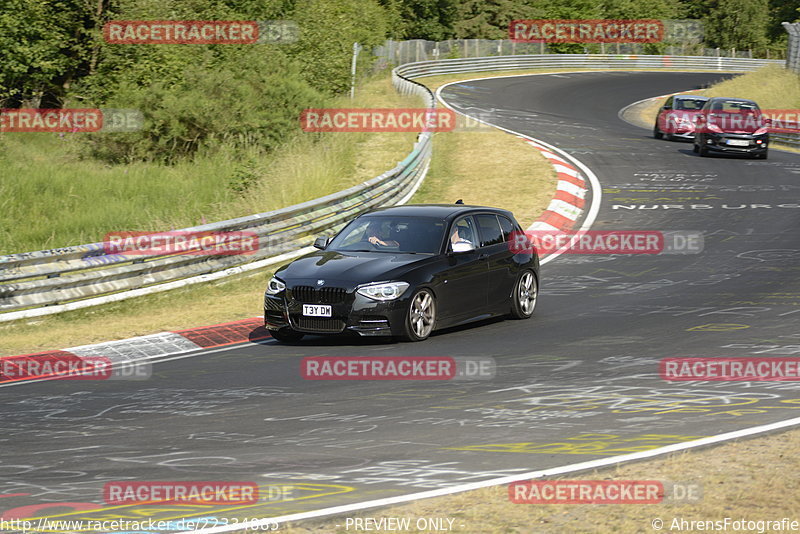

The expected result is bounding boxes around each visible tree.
[288,0,392,94]
[455,0,533,39]
[601,0,680,19]
[397,0,458,40]
[0,0,94,107]
[676,0,717,20]
[705,0,769,49]
[767,0,800,40]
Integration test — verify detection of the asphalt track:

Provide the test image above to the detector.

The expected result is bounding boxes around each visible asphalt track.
[3,72,800,531]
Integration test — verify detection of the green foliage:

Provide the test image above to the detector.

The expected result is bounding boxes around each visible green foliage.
[227,158,262,194]
[705,0,769,49]
[77,47,324,163]
[676,0,716,20]
[0,0,93,106]
[400,0,458,40]
[767,0,800,39]
[455,0,532,39]
[601,0,680,19]
[288,0,392,94]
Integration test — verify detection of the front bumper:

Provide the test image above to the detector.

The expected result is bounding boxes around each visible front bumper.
[264,284,410,337]
[664,123,696,139]
[670,130,695,140]
[699,133,769,154]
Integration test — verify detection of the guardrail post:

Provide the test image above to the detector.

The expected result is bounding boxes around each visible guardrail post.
[783,22,800,72]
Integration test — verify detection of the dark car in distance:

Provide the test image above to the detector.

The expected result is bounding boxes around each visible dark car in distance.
[693,97,770,159]
[653,94,709,141]
[264,204,539,342]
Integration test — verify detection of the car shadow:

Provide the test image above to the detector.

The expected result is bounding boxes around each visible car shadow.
[249,316,508,347]
[679,148,758,160]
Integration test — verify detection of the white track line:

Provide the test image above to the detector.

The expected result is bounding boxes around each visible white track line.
[433,74,603,264]
[190,416,800,533]
[183,72,714,534]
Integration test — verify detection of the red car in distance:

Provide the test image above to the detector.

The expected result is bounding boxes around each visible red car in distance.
[653,94,709,141]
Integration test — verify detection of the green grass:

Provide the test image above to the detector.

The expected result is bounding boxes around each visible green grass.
[0,74,418,254]
[703,64,800,108]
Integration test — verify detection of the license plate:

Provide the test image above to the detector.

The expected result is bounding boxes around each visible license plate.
[727,139,750,146]
[303,304,331,317]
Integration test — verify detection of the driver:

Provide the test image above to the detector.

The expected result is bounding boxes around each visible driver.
[366,220,399,247]
[450,226,473,247]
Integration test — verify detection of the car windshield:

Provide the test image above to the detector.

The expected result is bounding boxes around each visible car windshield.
[674,98,707,110]
[327,215,446,254]
[711,100,761,113]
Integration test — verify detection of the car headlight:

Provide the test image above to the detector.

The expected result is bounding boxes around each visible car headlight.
[357,281,410,301]
[707,123,723,133]
[266,276,286,295]
[754,126,769,135]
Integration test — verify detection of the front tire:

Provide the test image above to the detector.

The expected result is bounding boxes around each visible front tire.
[268,327,304,342]
[510,270,538,319]
[401,288,436,341]
[653,124,663,139]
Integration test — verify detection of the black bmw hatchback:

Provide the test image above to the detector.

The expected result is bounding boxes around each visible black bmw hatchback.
[264,204,539,342]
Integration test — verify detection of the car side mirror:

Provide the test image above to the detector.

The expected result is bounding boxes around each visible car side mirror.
[763,117,772,126]
[313,236,330,250]
[451,241,475,253]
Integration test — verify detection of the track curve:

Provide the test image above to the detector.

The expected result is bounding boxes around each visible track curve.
[4,71,800,529]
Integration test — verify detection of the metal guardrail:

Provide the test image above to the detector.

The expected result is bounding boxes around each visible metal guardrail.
[0,70,433,322]
[771,133,800,147]
[0,53,790,321]
[393,53,780,78]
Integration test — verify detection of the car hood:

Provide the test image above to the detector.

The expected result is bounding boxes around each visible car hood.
[275,250,430,287]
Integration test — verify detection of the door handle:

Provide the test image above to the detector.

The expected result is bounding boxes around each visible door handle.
[478,253,489,260]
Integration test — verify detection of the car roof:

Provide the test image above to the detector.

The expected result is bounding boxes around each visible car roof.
[707,97,758,104]
[363,204,514,220]
[674,95,709,100]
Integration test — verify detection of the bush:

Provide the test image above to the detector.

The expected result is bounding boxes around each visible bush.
[77,47,325,163]
[288,0,393,94]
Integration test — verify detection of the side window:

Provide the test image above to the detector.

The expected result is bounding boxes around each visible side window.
[475,214,504,247]
[449,216,477,251]
[497,215,515,242]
